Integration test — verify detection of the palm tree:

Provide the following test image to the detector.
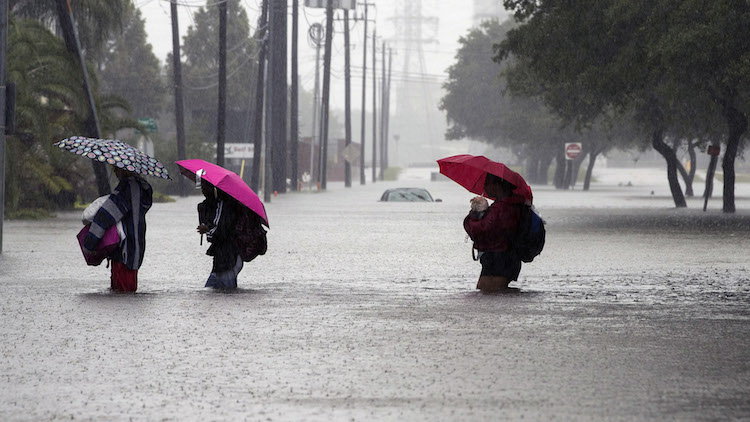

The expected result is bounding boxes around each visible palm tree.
[6,18,137,214]
[10,0,127,57]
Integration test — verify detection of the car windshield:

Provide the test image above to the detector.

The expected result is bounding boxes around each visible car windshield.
[387,189,432,202]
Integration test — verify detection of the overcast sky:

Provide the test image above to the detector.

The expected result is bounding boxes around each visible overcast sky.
[137,0,511,110]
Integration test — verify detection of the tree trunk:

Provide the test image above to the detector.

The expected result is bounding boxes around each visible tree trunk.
[673,138,694,197]
[721,104,748,213]
[570,153,584,187]
[583,150,599,191]
[570,143,589,187]
[562,160,572,190]
[702,139,720,201]
[652,128,687,208]
[526,155,539,184]
[553,148,566,189]
[675,160,693,197]
[687,140,697,196]
[538,154,553,185]
[56,0,110,196]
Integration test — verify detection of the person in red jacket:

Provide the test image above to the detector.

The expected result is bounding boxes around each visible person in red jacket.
[464,173,523,291]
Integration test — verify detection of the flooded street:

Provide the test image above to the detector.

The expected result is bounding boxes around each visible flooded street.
[2,171,750,420]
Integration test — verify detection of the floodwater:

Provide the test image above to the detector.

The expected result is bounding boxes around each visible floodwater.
[1,169,749,420]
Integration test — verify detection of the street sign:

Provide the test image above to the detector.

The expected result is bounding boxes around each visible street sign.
[341,143,360,163]
[305,0,356,9]
[136,117,157,134]
[565,142,582,160]
[224,143,254,159]
[707,145,721,156]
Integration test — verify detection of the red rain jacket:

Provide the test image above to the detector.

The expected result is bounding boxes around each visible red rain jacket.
[463,195,523,252]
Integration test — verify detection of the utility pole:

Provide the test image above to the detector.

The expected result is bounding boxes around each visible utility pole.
[170,0,187,196]
[371,27,377,183]
[264,0,276,202]
[271,0,288,194]
[319,0,334,190]
[359,3,368,185]
[379,40,386,180]
[384,47,392,169]
[250,0,269,192]
[217,0,227,167]
[0,0,7,253]
[309,23,323,186]
[55,0,109,196]
[263,57,272,203]
[290,0,299,191]
[343,10,352,188]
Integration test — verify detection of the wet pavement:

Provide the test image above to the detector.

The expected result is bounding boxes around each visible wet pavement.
[1,169,749,420]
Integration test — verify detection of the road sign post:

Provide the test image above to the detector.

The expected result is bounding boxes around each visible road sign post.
[565,142,582,160]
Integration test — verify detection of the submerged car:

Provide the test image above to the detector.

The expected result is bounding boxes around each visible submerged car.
[380,188,441,202]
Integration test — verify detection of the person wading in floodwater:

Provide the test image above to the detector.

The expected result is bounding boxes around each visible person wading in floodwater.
[197,180,244,289]
[464,174,524,291]
[83,167,153,292]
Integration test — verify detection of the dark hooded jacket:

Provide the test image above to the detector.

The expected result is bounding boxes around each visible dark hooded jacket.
[199,196,240,272]
[84,175,153,270]
[464,194,523,252]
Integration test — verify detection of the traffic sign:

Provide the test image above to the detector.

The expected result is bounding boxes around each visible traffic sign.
[135,117,157,134]
[565,142,582,160]
[341,143,360,163]
[224,143,254,159]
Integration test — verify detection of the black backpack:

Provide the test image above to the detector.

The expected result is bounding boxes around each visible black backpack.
[234,207,267,262]
[512,204,546,263]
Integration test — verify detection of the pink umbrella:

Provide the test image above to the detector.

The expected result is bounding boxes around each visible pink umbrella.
[175,159,269,227]
[437,154,533,203]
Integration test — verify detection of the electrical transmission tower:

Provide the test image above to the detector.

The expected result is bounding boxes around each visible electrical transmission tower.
[390,0,440,166]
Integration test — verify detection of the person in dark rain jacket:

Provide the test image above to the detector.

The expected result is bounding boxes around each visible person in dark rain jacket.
[464,173,523,291]
[197,181,243,289]
[83,167,153,292]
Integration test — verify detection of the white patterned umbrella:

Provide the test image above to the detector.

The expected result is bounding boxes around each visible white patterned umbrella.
[55,136,170,179]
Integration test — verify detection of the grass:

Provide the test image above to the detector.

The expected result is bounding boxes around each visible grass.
[153,191,176,203]
[715,172,750,183]
[543,165,598,184]
[6,208,55,220]
[383,167,402,181]
[74,191,176,207]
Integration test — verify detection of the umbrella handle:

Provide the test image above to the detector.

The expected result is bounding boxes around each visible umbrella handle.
[200,234,203,246]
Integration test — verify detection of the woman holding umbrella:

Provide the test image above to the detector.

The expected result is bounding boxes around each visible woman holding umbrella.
[56,136,170,292]
[82,165,153,292]
[437,154,533,292]
[197,180,244,289]
[176,159,269,289]
[463,174,524,291]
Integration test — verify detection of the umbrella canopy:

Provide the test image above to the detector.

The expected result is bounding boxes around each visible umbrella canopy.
[437,154,533,203]
[55,136,170,179]
[175,159,269,227]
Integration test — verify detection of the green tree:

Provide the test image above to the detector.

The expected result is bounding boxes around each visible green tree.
[10,0,127,58]
[441,19,616,188]
[98,4,166,118]
[5,19,134,215]
[654,0,750,212]
[166,0,258,124]
[499,0,750,212]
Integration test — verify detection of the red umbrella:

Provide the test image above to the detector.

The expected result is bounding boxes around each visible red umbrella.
[175,159,269,227]
[437,154,533,203]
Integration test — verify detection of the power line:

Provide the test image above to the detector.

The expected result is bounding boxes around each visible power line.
[161,0,228,8]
